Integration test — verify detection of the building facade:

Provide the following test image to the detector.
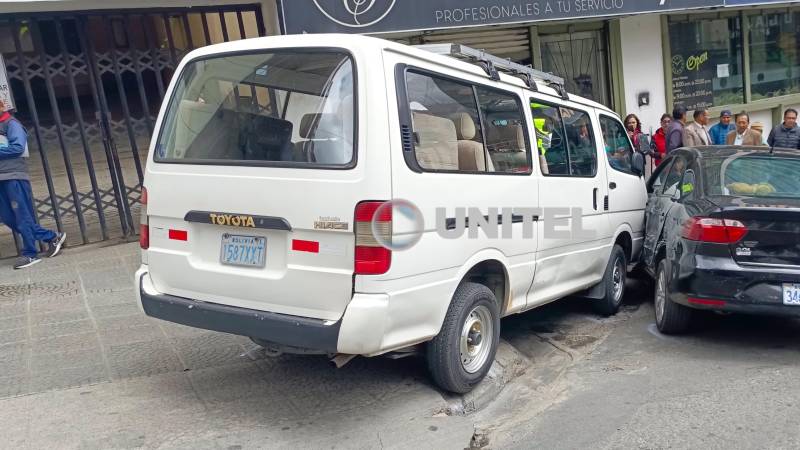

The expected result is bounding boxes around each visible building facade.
[280,0,800,136]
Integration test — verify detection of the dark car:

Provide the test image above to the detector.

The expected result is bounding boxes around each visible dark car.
[642,146,800,333]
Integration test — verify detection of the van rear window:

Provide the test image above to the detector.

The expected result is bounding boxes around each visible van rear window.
[154,50,355,167]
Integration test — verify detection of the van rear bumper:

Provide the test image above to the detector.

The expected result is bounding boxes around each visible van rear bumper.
[135,268,341,353]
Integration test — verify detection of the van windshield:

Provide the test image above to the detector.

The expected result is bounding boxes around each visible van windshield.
[154,50,355,167]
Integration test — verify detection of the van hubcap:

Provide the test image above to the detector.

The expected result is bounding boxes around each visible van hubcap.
[612,259,625,303]
[460,305,493,374]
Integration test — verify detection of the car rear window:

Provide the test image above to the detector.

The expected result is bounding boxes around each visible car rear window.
[154,50,355,167]
[705,155,800,198]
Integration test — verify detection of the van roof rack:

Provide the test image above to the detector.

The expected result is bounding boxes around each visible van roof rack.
[415,43,569,100]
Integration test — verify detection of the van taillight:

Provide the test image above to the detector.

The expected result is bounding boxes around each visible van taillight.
[681,217,747,244]
[139,187,149,250]
[354,201,391,275]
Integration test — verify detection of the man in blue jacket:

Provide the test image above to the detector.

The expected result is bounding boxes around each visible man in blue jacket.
[708,109,735,146]
[0,99,66,269]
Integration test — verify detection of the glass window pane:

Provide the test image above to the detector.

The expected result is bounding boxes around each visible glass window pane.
[531,102,569,175]
[718,156,800,198]
[600,116,635,174]
[668,16,744,109]
[476,87,530,174]
[749,12,800,101]
[561,107,597,176]
[155,51,355,166]
[406,72,483,172]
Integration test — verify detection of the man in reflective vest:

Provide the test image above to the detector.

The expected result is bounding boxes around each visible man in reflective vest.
[0,99,66,269]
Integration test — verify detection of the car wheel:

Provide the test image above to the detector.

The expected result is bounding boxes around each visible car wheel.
[427,282,500,394]
[654,259,693,334]
[593,244,627,317]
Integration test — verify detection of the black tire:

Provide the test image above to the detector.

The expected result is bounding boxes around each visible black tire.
[427,282,500,394]
[654,259,693,334]
[593,244,627,317]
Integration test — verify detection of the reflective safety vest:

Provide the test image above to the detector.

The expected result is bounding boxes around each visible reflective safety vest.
[533,117,548,156]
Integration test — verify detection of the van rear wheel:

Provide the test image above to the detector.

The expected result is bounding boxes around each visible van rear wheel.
[427,282,500,394]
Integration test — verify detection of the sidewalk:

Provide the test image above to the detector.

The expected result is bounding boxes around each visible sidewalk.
[0,242,475,449]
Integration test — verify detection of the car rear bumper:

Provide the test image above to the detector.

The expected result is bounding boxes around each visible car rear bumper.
[134,265,394,355]
[670,255,800,316]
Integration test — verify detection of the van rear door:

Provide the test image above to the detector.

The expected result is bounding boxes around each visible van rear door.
[143,48,387,322]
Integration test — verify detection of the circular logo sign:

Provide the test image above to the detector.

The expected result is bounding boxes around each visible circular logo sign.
[671,55,685,76]
[313,0,397,28]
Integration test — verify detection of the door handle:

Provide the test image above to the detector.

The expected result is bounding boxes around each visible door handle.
[609,182,617,189]
[593,188,598,210]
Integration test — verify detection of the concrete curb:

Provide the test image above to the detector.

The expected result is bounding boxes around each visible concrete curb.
[445,340,531,415]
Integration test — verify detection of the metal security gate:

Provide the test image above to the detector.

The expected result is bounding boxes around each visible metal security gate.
[0,5,265,258]
[540,29,611,107]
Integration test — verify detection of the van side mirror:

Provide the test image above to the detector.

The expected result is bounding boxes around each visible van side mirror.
[632,152,645,177]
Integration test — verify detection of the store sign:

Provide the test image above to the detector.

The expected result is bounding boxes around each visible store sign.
[281,0,724,35]
[724,0,796,5]
[0,54,14,111]
[671,50,714,111]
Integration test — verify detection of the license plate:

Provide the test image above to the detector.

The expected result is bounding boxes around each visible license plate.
[220,234,266,268]
[782,283,800,306]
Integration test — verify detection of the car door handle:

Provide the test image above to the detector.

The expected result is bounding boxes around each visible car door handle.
[609,182,617,190]
[593,188,598,210]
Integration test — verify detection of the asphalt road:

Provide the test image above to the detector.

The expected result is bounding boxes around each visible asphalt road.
[480,281,800,449]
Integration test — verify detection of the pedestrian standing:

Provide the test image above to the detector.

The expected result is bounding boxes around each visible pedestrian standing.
[624,113,650,155]
[0,99,66,269]
[708,109,735,145]
[650,113,671,166]
[666,106,687,154]
[767,108,800,149]
[725,112,762,146]
[683,108,712,147]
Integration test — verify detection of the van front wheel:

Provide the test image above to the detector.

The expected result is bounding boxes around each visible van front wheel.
[593,244,627,317]
[427,282,500,394]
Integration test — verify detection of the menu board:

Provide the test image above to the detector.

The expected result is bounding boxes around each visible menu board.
[671,51,714,111]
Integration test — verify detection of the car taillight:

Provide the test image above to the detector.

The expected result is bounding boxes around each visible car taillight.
[139,187,149,250]
[681,217,747,244]
[354,201,391,275]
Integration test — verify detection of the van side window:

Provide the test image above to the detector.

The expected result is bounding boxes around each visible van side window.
[476,88,530,173]
[531,101,597,177]
[599,115,635,174]
[406,72,482,172]
[404,70,530,174]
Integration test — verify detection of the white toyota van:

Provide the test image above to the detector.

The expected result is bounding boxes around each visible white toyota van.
[135,34,647,393]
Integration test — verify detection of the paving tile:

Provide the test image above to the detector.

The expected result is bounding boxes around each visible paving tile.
[27,364,110,394]
[0,327,27,346]
[30,309,90,326]
[107,341,183,379]
[30,319,95,340]
[89,303,141,319]
[97,324,164,347]
[28,295,85,314]
[0,375,31,398]
[30,332,100,354]
[95,314,153,331]
[30,347,105,372]
[0,314,27,332]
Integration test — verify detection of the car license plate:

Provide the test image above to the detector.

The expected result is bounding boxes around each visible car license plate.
[220,234,266,268]
[782,283,800,306]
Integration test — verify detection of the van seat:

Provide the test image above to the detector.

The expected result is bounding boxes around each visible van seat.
[451,112,489,172]
[411,111,459,171]
[174,100,219,158]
